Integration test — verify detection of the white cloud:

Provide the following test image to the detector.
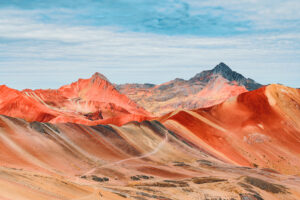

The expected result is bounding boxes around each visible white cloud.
[186,0,300,30]
[0,8,299,89]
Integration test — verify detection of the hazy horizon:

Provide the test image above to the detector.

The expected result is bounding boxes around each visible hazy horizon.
[0,62,297,90]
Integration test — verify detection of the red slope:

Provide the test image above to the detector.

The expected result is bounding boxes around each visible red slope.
[0,73,152,126]
[160,84,300,174]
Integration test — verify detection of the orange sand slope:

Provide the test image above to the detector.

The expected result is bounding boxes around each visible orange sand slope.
[0,111,300,199]
[0,73,151,126]
[160,84,300,175]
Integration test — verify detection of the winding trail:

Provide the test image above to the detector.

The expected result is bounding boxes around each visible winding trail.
[82,128,169,175]
[43,122,169,176]
[43,122,169,200]
[70,127,169,200]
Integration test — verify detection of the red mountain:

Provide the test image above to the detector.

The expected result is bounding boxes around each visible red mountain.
[0,71,300,199]
[159,84,300,174]
[0,73,151,126]
[0,84,299,200]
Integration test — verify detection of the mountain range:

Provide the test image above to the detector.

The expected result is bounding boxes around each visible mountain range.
[117,62,262,115]
[0,63,299,200]
[0,72,151,126]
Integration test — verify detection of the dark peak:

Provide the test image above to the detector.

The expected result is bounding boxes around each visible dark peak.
[91,72,109,83]
[189,62,232,82]
[189,63,262,91]
[212,63,246,83]
[212,62,232,74]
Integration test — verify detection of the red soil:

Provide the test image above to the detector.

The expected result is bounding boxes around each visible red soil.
[0,73,152,126]
[160,84,300,174]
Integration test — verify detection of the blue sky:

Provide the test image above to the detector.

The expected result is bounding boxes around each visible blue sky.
[0,0,299,89]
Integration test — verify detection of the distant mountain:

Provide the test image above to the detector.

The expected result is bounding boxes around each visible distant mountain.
[117,62,262,116]
[189,62,261,90]
[0,63,263,124]
[0,73,151,126]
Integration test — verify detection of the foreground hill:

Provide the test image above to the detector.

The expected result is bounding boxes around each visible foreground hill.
[117,63,262,116]
[0,73,151,126]
[159,84,300,175]
[0,113,300,199]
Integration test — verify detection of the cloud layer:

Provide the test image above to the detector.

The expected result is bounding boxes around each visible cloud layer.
[0,1,299,89]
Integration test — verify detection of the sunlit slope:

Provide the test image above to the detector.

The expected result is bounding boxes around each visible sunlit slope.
[0,73,151,126]
[0,116,204,177]
[160,84,300,174]
[0,112,300,199]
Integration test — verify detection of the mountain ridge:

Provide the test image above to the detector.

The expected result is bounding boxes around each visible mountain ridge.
[0,73,152,126]
[117,62,262,115]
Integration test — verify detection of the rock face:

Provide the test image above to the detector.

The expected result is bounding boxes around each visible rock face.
[0,73,151,126]
[160,84,300,174]
[117,63,262,116]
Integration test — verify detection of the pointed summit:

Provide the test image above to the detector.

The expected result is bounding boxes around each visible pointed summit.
[189,62,233,82]
[212,62,232,74]
[212,62,244,81]
[91,72,109,83]
[189,62,262,91]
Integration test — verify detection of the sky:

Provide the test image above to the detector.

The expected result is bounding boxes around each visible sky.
[0,0,299,89]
